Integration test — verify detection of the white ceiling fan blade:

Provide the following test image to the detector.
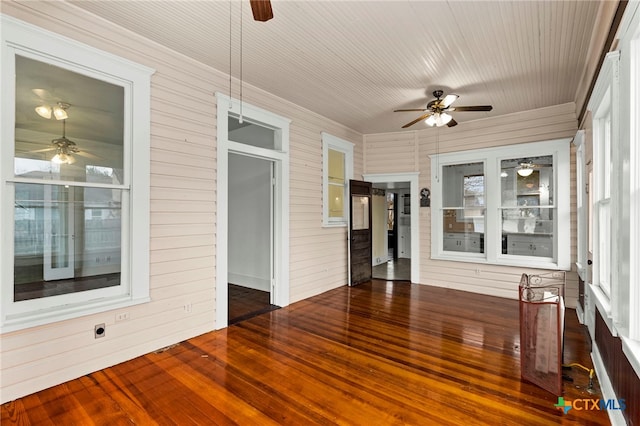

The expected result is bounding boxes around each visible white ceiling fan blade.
[442,94,459,108]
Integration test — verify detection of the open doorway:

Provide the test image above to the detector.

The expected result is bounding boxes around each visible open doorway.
[227,153,278,324]
[364,172,420,283]
[216,93,291,329]
[371,183,411,281]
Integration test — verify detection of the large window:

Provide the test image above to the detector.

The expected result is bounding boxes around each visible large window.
[432,139,570,269]
[1,16,153,331]
[322,133,354,226]
[589,53,617,298]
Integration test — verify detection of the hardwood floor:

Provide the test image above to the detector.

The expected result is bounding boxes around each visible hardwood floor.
[228,283,279,325]
[2,280,610,425]
[372,258,411,281]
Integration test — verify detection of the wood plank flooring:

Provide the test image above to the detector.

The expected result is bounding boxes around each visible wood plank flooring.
[2,280,610,425]
[372,258,411,281]
[228,283,279,325]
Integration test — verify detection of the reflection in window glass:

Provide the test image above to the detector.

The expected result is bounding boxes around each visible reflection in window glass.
[500,155,554,258]
[12,55,126,301]
[351,196,369,230]
[14,183,121,301]
[14,55,124,183]
[442,163,485,253]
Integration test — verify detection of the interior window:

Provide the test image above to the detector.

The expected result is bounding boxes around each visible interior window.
[1,16,153,331]
[13,55,125,301]
[431,139,570,269]
[322,133,354,226]
[500,155,554,258]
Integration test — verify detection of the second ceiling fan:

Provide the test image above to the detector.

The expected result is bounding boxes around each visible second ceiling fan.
[395,90,492,129]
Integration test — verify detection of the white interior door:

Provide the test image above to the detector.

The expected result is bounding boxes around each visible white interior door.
[43,185,74,281]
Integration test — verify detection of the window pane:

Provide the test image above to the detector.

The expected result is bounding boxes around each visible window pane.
[228,116,277,149]
[351,195,369,230]
[14,55,124,183]
[598,202,611,294]
[442,163,484,253]
[14,183,121,301]
[328,149,345,184]
[328,184,344,218]
[500,155,554,258]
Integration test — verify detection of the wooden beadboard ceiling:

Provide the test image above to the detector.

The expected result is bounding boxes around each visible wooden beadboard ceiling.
[68,0,604,134]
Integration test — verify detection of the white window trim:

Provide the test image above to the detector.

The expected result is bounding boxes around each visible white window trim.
[0,15,154,332]
[431,139,571,270]
[573,130,588,281]
[322,132,354,227]
[588,51,619,301]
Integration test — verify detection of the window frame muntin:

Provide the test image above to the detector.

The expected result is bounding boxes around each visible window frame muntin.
[0,15,154,332]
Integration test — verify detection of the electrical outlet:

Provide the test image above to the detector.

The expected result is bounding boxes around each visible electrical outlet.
[184,303,193,313]
[115,312,130,322]
[94,323,106,339]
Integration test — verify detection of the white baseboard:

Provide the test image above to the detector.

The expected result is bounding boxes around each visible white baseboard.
[228,273,270,292]
[575,303,584,324]
[591,344,628,426]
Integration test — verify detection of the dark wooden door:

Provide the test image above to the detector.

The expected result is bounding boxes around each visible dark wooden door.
[349,180,372,286]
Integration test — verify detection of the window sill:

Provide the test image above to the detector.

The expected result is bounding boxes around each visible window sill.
[621,336,640,379]
[589,283,617,337]
[323,222,347,228]
[432,253,566,270]
[1,295,150,334]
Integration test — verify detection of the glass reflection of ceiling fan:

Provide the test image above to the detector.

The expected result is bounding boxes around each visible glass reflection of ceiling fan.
[25,118,99,164]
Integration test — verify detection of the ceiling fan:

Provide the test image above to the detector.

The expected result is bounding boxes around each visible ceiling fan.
[24,118,98,165]
[250,0,273,22]
[394,90,493,129]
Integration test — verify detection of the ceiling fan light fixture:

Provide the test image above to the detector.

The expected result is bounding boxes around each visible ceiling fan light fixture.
[425,114,436,127]
[35,105,52,119]
[438,112,453,126]
[53,103,69,120]
[517,165,534,177]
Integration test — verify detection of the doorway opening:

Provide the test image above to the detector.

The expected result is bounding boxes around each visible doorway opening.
[216,93,290,329]
[364,172,420,283]
[227,153,279,324]
[372,184,411,281]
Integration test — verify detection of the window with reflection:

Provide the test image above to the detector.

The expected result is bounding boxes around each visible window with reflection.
[442,163,485,254]
[431,139,570,269]
[12,56,125,301]
[1,15,153,331]
[500,155,554,258]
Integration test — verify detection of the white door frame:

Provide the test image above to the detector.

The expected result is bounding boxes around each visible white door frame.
[43,184,74,281]
[362,172,420,283]
[216,93,290,329]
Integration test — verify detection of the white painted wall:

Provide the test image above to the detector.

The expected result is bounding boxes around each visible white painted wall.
[228,154,271,291]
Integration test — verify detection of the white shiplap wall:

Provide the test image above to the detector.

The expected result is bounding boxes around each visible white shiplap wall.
[364,103,580,307]
[0,1,361,402]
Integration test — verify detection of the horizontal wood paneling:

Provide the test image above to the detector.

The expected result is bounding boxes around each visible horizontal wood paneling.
[365,103,580,307]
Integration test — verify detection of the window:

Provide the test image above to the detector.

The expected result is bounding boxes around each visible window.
[322,133,354,226]
[1,16,154,331]
[588,51,619,298]
[432,139,570,269]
